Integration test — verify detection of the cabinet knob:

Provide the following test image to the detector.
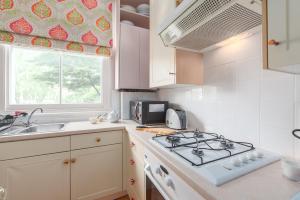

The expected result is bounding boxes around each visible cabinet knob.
[0,187,6,200]
[71,158,76,164]
[268,39,280,46]
[130,159,135,165]
[130,142,135,147]
[130,178,136,185]
[96,138,101,143]
[63,159,70,165]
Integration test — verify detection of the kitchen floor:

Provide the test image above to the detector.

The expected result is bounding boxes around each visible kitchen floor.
[115,195,129,200]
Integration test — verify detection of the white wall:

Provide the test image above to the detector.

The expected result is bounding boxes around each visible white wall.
[158,32,300,159]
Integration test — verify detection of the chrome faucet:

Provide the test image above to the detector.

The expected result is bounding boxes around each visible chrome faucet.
[25,108,43,127]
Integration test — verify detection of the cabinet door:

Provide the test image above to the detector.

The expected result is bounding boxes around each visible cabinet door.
[0,152,70,200]
[119,24,140,89]
[139,28,150,90]
[150,0,176,88]
[71,144,123,200]
[268,0,300,69]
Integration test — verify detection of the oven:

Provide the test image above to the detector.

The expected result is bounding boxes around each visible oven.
[144,148,207,200]
[146,174,167,200]
[144,153,172,200]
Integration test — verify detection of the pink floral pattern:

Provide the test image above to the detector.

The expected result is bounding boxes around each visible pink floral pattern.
[0,0,112,56]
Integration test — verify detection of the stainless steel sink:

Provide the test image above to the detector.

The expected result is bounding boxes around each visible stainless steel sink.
[1,123,65,135]
[19,123,65,134]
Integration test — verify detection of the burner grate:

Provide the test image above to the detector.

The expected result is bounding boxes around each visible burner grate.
[152,130,255,166]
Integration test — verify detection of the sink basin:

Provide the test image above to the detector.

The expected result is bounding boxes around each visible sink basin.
[1,123,65,135]
[19,123,65,134]
[0,126,24,135]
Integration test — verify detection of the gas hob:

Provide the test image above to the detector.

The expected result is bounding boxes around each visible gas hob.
[152,130,280,186]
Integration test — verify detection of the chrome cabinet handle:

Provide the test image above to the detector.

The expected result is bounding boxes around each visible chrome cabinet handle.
[169,72,176,75]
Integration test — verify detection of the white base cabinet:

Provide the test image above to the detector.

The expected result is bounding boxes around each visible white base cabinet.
[71,144,123,200]
[0,152,70,200]
[0,130,124,200]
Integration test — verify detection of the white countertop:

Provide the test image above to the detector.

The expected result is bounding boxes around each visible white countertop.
[0,120,299,200]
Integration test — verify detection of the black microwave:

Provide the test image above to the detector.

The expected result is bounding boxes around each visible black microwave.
[130,101,168,125]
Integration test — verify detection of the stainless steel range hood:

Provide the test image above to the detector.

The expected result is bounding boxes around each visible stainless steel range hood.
[158,0,262,52]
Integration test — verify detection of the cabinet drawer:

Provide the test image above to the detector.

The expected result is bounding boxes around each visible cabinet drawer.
[71,130,122,150]
[0,137,69,161]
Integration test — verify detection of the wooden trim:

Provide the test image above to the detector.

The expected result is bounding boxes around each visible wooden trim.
[262,0,269,69]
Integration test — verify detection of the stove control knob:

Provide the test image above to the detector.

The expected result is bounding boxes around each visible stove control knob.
[232,158,242,167]
[155,167,161,175]
[145,164,151,172]
[165,177,174,189]
[248,153,257,161]
[241,156,249,164]
[255,151,264,159]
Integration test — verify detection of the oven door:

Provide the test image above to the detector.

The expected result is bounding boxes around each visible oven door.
[144,163,172,200]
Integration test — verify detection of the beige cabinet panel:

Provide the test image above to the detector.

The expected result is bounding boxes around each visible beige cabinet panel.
[119,24,141,89]
[150,0,176,87]
[140,28,150,89]
[127,134,145,200]
[71,130,122,150]
[0,136,69,161]
[71,144,123,200]
[0,152,70,200]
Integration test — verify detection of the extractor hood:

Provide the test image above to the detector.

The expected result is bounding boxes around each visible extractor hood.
[158,0,262,52]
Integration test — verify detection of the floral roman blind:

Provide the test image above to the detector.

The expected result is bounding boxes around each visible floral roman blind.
[0,0,113,56]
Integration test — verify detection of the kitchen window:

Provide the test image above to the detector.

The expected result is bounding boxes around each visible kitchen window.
[0,45,112,112]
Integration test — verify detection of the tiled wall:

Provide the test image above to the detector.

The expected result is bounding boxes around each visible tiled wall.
[158,32,300,159]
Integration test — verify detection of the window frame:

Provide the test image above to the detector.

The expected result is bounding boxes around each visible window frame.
[0,45,112,113]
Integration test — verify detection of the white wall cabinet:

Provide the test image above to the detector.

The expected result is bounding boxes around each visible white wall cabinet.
[263,0,300,73]
[0,152,70,200]
[149,0,176,87]
[149,0,203,88]
[71,144,123,200]
[117,24,150,90]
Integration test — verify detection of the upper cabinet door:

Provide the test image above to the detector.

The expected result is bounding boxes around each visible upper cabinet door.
[0,152,70,200]
[150,0,176,88]
[266,0,300,71]
[119,24,141,89]
[70,144,123,200]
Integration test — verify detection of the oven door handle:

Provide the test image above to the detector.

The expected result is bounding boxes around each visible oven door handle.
[144,164,172,200]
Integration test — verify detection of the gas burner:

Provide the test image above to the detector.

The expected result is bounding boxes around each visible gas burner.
[192,148,204,157]
[193,130,204,138]
[219,140,234,149]
[166,136,181,145]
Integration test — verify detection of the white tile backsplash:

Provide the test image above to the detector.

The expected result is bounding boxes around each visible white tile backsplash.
[158,31,300,158]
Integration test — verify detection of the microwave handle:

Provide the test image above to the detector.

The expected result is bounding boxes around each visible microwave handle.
[135,103,139,120]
